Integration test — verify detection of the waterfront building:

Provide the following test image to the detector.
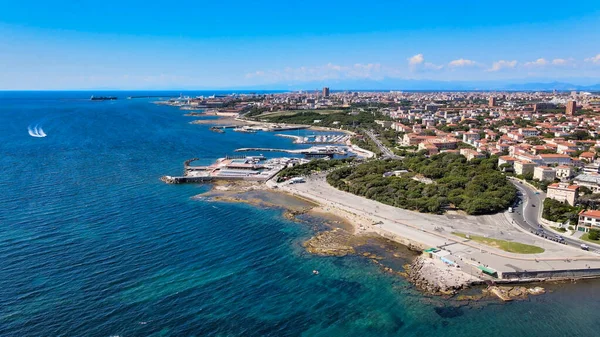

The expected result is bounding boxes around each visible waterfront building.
[546,182,579,206]
[322,87,330,97]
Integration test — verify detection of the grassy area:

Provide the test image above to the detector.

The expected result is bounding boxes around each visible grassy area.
[453,232,545,254]
[551,226,567,233]
[581,233,600,244]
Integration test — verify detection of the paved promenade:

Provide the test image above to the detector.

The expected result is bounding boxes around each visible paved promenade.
[275,174,600,278]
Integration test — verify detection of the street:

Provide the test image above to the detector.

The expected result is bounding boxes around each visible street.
[509,178,600,251]
[364,129,403,160]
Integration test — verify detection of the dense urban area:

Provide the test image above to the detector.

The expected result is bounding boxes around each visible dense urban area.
[174,88,600,240]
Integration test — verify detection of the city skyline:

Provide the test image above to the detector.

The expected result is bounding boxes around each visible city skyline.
[1,0,600,89]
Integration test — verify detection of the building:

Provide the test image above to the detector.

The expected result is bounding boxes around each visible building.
[498,155,517,167]
[462,131,480,143]
[555,165,574,180]
[577,210,600,232]
[539,154,572,166]
[460,148,486,161]
[489,97,497,107]
[417,137,458,154]
[518,128,539,137]
[533,102,556,112]
[573,173,600,193]
[546,182,579,206]
[579,152,595,163]
[322,87,330,97]
[583,163,600,174]
[533,166,555,182]
[514,160,536,176]
[566,100,577,115]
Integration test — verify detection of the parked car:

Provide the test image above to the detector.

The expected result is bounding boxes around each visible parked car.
[581,244,590,251]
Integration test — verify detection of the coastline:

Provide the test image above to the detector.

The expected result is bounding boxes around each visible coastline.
[266,175,600,296]
[198,179,487,296]
[181,112,600,298]
[197,179,565,299]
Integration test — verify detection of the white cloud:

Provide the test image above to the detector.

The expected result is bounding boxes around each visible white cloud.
[552,58,568,65]
[585,54,600,64]
[488,60,518,72]
[524,58,548,67]
[448,58,476,67]
[408,54,424,66]
[407,54,442,72]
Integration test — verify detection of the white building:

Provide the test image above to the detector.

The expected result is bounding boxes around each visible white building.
[555,165,574,180]
[577,210,600,232]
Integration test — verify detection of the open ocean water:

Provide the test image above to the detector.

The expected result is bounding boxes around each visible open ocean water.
[1,91,599,337]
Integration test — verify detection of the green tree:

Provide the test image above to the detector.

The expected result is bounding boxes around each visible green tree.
[589,229,600,241]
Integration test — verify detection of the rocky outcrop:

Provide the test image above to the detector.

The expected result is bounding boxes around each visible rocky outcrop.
[303,229,359,257]
[485,285,546,301]
[406,255,473,296]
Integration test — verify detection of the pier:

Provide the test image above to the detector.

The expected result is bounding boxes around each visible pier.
[235,146,346,158]
[276,133,350,144]
[161,155,290,184]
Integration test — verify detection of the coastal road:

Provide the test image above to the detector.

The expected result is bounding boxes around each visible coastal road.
[364,129,402,160]
[279,174,600,275]
[509,178,600,251]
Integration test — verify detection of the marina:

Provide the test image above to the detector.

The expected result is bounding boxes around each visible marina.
[161,156,309,184]
[235,145,348,157]
[209,124,310,132]
[276,133,350,144]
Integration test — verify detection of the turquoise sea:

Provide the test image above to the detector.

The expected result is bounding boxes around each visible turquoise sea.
[1,91,599,337]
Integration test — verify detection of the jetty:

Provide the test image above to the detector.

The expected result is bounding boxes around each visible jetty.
[235,146,347,158]
[276,133,350,144]
[161,155,291,184]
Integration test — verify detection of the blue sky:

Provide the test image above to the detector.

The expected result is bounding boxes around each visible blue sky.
[1,0,599,89]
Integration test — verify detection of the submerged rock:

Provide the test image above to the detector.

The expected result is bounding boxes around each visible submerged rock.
[303,228,358,256]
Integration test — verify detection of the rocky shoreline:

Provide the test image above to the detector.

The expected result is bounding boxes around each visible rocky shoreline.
[406,256,475,296]
[195,180,552,302]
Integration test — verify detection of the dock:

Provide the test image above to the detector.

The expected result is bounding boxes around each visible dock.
[235,146,347,158]
[161,155,292,184]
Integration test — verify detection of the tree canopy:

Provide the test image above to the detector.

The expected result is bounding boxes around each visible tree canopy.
[326,153,516,215]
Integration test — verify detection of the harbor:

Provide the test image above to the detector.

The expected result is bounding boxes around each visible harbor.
[208,124,310,132]
[276,133,350,144]
[161,156,310,184]
[235,145,348,158]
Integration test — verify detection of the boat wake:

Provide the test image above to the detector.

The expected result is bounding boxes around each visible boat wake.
[28,125,47,138]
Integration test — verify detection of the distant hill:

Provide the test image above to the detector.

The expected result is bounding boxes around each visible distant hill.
[229,78,600,92]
